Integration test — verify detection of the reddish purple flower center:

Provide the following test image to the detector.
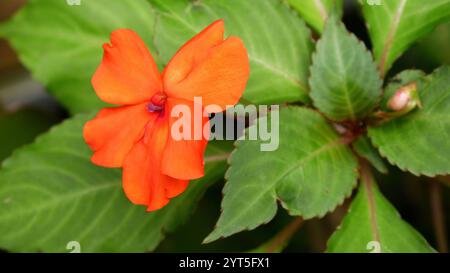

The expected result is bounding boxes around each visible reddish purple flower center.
[147,92,167,112]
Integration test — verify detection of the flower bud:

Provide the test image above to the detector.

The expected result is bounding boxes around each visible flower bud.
[387,83,420,112]
[388,88,411,111]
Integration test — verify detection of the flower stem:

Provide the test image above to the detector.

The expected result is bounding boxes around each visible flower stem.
[436,175,450,187]
[204,153,230,163]
[429,181,448,253]
[360,160,381,245]
[249,217,303,253]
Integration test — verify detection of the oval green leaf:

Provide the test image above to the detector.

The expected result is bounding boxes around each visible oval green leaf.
[361,0,450,76]
[204,107,358,243]
[310,16,382,121]
[0,114,229,252]
[327,167,435,253]
[369,67,450,177]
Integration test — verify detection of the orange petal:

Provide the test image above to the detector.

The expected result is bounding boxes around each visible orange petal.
[164,35,249,112]
[166,180,190,199]
[122,114,189,211]
[162,19,225,90]
[161,98,209,180]
[83,103,153,168]
[92,29,162,105]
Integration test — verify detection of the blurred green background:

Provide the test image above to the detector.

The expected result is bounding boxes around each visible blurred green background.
[0,0,448,252]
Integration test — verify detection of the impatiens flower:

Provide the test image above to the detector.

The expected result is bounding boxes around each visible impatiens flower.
[83,20,250,211]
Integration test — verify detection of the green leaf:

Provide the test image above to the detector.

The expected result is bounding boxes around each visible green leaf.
[204,107,358,243]
[309,16,382,121]
[380,70,425,111]
[327,166,435,253]
[369,66,450,176]
[286,0,343,33]
[151,0,314,104]
[352,136,388,174]
[0,114,230,252]
[0,0,159,114]
[361,0,450,76]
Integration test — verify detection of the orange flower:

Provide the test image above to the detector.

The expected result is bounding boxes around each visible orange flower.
[83,20,250,211]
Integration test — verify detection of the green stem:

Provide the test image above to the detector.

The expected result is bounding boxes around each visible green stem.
[204,153,230,163]
[250,217,303,253]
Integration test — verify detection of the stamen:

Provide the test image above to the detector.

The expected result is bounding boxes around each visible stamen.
[147,103,164,112]
[147,92,167,112]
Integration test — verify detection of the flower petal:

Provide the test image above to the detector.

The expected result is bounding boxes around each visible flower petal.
[122,114,189,211]
[92,29,162,105]
[164,35,249,112]
[163,19,225,90]
[83,103,153,168]
[162,98,209,180]
[166,180,190,199]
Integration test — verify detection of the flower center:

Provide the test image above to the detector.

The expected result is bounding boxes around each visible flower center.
[147,92,167,112]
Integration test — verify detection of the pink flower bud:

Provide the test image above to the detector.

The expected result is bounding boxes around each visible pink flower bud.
[387,83,417,112]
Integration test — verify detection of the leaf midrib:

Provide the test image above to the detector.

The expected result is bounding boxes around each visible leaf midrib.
[0,181,116,221]
[332,23,356,120]
[378,0,407,76]
[314,0,328,22]
[0,147,229,222]
[361,166,381,247]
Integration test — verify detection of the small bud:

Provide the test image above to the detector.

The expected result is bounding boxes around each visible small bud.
[387,83,421,113]
[388,88,411,111]
[372,82,422,124]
